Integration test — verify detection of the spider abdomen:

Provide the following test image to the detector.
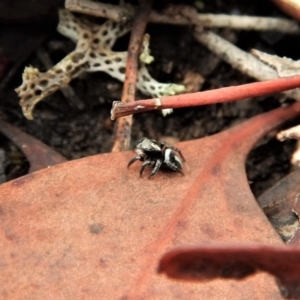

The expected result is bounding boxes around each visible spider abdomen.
[163,148,183,171]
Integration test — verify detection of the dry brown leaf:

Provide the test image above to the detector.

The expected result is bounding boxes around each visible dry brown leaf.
[0,117,67,173]
[1,103,300,299]
[257,168,300,242]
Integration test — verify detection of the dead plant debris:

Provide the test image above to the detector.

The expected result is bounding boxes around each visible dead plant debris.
[1,1,300,298]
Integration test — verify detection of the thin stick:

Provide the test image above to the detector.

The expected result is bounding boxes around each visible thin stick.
[151,11,300,33]
[180,6,300,101]
[111,0,152,152]
[66,2,300,103]
[65,0,300,34]
[196,30,278,80]
[66,0,133,22]
[111,75,300,119]
[192,28,300,102]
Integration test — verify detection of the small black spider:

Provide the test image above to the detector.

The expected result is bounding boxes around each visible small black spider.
[128,138,185,178]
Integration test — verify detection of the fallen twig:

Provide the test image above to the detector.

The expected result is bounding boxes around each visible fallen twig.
[17,10,183,120]
[176,5,300,101]
[111,75,300,119]
[192,30,300,101]
[111,0,153,152]
[65,0,300,33]
[251,49,300,78]
[65,0,133,22]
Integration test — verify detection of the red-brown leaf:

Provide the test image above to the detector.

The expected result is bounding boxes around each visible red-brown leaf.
[158,243,300,299]
[1,103,300,299]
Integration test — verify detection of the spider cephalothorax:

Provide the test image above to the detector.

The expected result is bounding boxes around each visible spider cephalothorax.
[128,138,185,178]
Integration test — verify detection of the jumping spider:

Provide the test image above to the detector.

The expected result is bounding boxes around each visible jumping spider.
[128,138,185,178]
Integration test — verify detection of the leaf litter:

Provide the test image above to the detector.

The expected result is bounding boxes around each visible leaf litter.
[1,1,300,299]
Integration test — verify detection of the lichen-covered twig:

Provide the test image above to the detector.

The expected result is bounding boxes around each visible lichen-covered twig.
[112,0,153,152]
[65,0,300,34]
[111,5,300,120]
[16,10,185,120]
[36,46,85,110]
[111,75,300,119]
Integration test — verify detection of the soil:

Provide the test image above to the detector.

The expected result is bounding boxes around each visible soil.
[0,0,299,197]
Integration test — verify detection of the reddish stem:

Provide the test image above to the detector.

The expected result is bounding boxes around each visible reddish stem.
[111,75,300,119]
[111,0,152,152]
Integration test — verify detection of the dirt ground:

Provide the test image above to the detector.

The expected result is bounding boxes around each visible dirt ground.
[0,0,298,196]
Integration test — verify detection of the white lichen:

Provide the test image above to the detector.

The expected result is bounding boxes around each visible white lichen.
[277,125,300,167]
[139,34,154,65]
[16,9,185,119]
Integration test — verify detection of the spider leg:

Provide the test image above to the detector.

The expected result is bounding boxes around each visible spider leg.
[178,169,185,176]
[140,160,152,177]
[127,156,141,168]
[149,159,163,178]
